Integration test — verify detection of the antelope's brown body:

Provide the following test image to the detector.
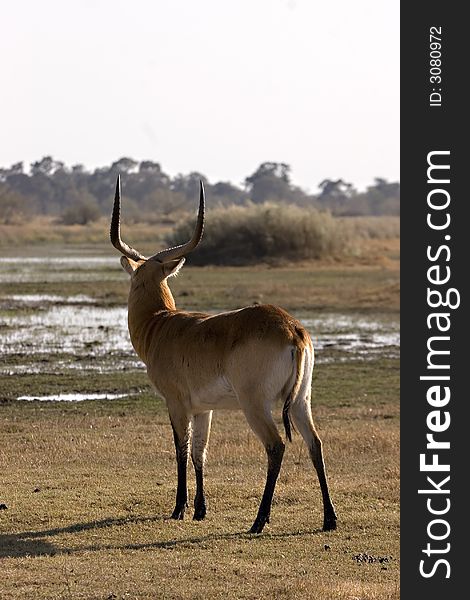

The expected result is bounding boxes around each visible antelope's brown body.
[111,176,337,533]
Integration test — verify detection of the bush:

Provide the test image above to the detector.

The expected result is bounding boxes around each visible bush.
[166,203,352,265]
[61,198,101,225]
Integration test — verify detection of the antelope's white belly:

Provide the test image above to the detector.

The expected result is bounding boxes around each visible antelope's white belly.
[191,376,240,411]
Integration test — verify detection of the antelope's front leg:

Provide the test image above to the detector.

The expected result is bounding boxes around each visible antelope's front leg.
[191,411,213,521]
[170,414,191,520]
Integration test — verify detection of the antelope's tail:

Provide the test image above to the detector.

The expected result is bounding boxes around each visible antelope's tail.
[282,342,307,442]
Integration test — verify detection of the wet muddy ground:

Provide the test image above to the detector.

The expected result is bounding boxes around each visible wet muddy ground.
[0,251,399,401]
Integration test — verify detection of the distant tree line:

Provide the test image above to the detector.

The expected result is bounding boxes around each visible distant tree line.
[0,157,399,225]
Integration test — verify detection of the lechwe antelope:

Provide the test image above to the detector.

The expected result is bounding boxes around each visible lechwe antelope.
[110,175,337,534]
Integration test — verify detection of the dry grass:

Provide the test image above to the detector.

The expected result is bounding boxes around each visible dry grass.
[0,217,173,249]
[0,215,399,263]
[340,216,399,240]
[0,359,399,600]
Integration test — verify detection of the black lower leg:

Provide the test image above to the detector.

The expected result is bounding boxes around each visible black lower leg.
[193,464,206,521]
[310,442,337,531]
[250,441,285,534]
[319,473,337,531]
[171,425,188,520]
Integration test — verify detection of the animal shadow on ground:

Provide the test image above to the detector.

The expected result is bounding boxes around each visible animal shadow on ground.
[0,514,323,558]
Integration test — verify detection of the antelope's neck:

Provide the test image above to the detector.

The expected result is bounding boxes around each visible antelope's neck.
[127,280,176,363]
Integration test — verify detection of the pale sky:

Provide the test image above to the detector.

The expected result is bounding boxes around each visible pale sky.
[1,0,399,193]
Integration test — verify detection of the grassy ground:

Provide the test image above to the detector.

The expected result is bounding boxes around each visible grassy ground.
[0,239,399,599]
[0,264,399,314]
[0,239,399,314]
[0,216,399,251]
[0,359,399,600]
[0,217,175,248]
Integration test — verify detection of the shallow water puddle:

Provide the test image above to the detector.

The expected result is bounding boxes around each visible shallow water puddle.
[303,314,399,359]
[4,294,95,304]
[0,256,120,284]
[0,304,138,376]
[17,392,133,402]
[1,305,131,355]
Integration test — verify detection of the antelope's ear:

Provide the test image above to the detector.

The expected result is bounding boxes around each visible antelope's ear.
[120,256,139,275]
[163,257,185,278]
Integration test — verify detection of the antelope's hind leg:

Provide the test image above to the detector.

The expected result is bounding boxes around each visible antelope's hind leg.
[250,440,285,534]
[240,401,285,534]
[170,413,191,520]
[290,401,337,531]
[191,411,213,521]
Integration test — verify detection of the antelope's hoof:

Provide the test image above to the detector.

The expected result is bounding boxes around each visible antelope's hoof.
[323,516,337,531]
[171,506,186,520]
[249,514,269,534]
[193,506,206,521]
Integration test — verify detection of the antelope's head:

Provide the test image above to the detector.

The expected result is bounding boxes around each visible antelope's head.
[110,175,205,288]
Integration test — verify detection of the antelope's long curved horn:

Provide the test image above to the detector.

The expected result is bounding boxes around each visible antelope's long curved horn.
[110,175,147,261]
[150,180,205,262]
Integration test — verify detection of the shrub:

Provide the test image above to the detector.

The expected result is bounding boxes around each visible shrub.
[61,198,101,225]
[166,203,352,265]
